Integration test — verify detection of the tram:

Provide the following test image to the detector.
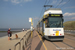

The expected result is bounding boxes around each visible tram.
[37,8,64,41]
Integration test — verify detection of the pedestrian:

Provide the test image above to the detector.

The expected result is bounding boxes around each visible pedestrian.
[7,28,12,40]
[23,28,24,32]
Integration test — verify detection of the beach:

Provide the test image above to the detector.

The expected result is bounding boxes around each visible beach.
[0,28,29,37]
[0,30,30,50]
[0,31,21,37]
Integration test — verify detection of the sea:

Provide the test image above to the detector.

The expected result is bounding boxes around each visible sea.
[0,28,29,37]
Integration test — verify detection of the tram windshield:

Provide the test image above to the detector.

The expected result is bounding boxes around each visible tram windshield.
[46,17,63,27]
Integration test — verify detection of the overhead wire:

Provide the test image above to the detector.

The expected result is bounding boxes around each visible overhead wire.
[39,8,45,20]
[55,0,63,8]
[60,0,70,8]
[44,0,47,5]
[47,0,51,5]
[46,0,51,8]
[38,0,47,21]
[36,0,47,27]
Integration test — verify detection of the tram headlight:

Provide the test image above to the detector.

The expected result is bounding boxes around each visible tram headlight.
[53,34,55,35]
[60,34,62,35]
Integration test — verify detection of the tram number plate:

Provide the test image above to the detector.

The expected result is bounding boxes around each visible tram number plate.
[56,31,59,36]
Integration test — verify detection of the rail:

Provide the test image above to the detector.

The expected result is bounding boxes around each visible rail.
[14,30,31,50]
[65,30,75,32]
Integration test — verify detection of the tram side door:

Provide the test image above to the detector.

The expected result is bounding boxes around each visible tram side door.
[43,21,45,36]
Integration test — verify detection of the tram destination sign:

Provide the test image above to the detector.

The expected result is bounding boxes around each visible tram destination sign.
[49,14,63,17]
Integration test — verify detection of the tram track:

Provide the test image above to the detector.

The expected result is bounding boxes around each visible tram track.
[44,37,75,50]
[65,37,75,41]
[61,42,75,49]
[51,42,62,50]
[63,38,75,47]
[64,34,75,41]
[65,35,75,39]
[50,41,75,50]
[37,31,75,50]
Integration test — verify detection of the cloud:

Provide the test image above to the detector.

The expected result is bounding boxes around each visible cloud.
[63,12,75,16]
[64,12,75,21]
[11,0,20,4]
[71,17,75,19]
[4,0,32,4]
[64,16,75,22]
[24,0,32,2]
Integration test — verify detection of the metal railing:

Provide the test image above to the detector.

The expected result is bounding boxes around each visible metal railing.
[14,30,31,50]
[65,30,75,32]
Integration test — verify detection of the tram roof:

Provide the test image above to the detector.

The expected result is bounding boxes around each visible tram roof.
[45,8,61,12]
[37,8,62,25]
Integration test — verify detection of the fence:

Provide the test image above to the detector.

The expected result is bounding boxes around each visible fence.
[65,30,75,32]
[14,30,31,50]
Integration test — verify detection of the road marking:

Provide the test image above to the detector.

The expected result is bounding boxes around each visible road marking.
[36,31,47,50]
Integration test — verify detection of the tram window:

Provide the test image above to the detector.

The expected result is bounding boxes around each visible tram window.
[45,19,49,28]
[48,17,63,27]
[45,19,48,23]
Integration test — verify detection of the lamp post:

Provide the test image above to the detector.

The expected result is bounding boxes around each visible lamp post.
[29,17,33,38]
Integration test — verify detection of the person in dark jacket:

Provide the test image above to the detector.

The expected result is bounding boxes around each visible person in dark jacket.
[7,28,12,40]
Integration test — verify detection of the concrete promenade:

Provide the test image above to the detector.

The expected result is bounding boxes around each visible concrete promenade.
[0,30,30,50]
[25,30,45,50]
[0,30,45,50]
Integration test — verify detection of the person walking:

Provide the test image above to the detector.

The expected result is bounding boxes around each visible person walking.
[7,28,12,40]
[23,28,24,32]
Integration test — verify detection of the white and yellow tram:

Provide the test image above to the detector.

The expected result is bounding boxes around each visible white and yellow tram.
[37,8,64,41]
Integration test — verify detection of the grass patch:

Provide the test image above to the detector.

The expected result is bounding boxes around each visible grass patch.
[63,21,75,30]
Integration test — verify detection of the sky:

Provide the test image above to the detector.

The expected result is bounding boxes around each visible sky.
[0,0,75,28]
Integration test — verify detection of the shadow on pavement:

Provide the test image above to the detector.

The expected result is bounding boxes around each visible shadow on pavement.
[33,35,38,38]
[26,36,33,50]
[46,39,63,42]
[35,41,43,50]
